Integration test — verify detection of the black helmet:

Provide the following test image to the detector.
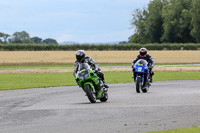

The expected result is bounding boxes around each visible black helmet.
[76,50,85,62]
[139,47,147,56]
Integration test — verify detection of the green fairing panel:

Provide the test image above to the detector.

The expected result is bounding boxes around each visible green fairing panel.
[96,89,103,98]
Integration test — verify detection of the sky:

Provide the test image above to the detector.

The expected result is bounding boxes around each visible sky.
[0,0,150,43]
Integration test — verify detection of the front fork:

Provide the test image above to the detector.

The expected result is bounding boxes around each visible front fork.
[83,82,103,99]
[133,72,148,86]
[83,82,95,93]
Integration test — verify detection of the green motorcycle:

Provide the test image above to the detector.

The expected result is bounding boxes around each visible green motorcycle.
[75,63,108,103]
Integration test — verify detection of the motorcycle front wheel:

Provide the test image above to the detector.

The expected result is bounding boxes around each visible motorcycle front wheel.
[136,77,142,93]
[85,84,96,103]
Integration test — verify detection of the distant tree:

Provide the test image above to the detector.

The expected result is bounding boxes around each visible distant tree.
[130,0,200,43]
[0,32,3,37]
[129,34,144,43]
[1,30,58,45]
[42,38,58,45]
[0,32,10,43]
[130,8,148,44]
[12,31,30,43]
[0,32,3,43]
[2,33,10,43]
[161,0,193,43]
[31,37,42,44]
[119,41,128,44]
[145,0,166,43]
[190,0,200,43]
[130,0,167,44]
[23,39,33,43]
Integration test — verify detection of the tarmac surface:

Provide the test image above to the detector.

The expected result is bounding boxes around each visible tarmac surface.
[0,80,200,133]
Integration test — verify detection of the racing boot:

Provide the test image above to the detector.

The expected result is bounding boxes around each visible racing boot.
[103,81,109,92]
[150,76,153,83]
[132,76,136,84]
[149,71,154,83]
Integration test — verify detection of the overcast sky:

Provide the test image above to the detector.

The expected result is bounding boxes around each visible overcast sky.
[0,0,150,43]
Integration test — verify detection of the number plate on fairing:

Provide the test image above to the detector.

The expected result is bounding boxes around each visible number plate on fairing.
[137,67,143,72]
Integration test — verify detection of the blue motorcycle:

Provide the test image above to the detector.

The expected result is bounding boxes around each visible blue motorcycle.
[132,59,151,93]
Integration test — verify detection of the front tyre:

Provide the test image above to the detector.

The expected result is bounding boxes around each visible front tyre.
[85,84,96,103]
[100,92,108,102]
[136,77,142,93]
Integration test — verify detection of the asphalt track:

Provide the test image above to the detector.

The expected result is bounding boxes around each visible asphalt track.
[0,80,200,133]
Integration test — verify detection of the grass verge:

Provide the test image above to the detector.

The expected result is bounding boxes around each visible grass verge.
[0,71,200,91]
[145,126,200,133]
[0,64,130,70]
[1,63,200,70]
[0,64,73,70]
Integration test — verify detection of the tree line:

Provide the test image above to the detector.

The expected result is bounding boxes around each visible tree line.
[129,0,200,44]
[0,31,58,45]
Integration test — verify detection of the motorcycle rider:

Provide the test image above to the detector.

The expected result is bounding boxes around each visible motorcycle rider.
[74,50,109,90]
[132,48,155,83]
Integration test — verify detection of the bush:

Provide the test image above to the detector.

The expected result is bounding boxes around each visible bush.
[0,43,200,51]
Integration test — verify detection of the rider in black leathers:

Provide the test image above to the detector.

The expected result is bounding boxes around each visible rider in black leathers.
[74,50,109,89]
[132,48,155,83]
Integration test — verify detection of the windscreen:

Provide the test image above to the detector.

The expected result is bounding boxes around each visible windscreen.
[78,63,90,71]
[135,59,148,66]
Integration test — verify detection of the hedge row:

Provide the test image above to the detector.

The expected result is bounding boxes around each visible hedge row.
[0,43,200,51]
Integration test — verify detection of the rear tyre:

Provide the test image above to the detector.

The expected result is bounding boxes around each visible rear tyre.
[85,84,96,103]
[142,88,148,93]
[136,77,141,93]
[100,92,108,102]
[142,83,149,93]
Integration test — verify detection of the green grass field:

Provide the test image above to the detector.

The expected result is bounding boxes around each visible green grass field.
[145,126,200,133]
[0,71,200,90]
[0,64,131,70]
[0,64,73,70]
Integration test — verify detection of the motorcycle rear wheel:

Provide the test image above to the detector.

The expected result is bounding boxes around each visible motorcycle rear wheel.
[100,92,108,102]
[85,84,96,103]
[142,83,150,93]
[142,88,148,93]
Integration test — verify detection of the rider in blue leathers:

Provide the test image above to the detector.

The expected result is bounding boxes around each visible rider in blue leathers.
[132,48,155,83]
